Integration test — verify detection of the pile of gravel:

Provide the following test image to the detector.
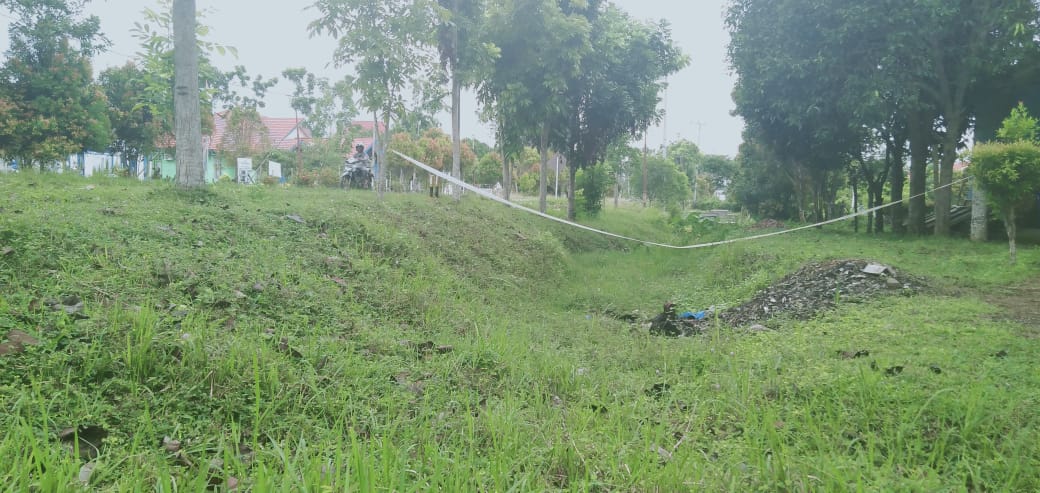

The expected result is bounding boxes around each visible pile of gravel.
[654,259,924,336]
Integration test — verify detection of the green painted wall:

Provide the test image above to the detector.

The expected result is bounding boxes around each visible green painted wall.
[153,152,229,183]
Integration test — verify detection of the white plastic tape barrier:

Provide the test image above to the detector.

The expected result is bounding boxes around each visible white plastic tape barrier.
[392,150,972,250]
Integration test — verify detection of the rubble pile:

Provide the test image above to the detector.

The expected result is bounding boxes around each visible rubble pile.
[674,259,923,335]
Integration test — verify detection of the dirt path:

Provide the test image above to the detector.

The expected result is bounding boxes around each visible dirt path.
[987,276,1040,337]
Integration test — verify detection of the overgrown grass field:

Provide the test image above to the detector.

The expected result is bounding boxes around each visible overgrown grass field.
[1,174,1038,491]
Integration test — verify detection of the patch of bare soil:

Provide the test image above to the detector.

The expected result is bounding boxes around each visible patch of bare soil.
[986,277,1040,337]
[650,259,924,336]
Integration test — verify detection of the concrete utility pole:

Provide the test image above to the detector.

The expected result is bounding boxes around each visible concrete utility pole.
[662,86,668,158]
[555,155,560,198]
[694,121,706,149]
[294,108,302,180]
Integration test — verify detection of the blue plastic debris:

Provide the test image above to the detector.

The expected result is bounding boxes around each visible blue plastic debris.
[680,311,707,320]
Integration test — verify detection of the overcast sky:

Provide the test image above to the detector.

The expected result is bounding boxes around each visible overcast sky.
[0,0,744,157]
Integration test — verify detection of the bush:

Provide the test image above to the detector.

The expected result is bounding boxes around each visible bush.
[576,164,611,216]
[296,167,340,187]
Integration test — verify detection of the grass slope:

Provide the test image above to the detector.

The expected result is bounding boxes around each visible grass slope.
[1,174,1038,492]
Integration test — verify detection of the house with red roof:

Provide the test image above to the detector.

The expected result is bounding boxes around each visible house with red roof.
[153,112,384,182]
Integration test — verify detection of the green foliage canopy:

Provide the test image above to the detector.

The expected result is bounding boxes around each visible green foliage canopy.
[0,0,111,167]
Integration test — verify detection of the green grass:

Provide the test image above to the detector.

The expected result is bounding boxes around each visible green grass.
[1,173,1038,491]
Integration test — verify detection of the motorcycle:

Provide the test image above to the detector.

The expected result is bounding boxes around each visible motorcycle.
[340,156,373,190]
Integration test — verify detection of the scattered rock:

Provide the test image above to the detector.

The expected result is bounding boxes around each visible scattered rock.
[1,246,13,256]
[78,461,96,486]
[993,350,1009,359]
[928,364,942,374]
[285,214,305,224]
[46,297,88,320]
[0,342,22,356]
[884,366,904,376]
[748,324,768,333]
[0,329,39,356]
[839,349,870,359]
[162,436,181,453]
[885,277,903,290]
[277,337,303,359]
[58,425,108,460]
[861,263,893,276]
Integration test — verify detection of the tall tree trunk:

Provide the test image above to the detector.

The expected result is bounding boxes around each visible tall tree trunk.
[908,113,929,235]
[934,123,960,236]
[1005,208,1017,264]
[173,0,205,188]
[852,171,862,233]
[376,109,388,199]
[873,187,885,234]
[971,184,988,242]
[450,68,462,200]
[890,137,906,234]
[567,164,577,221]
[538,121,549,213]
[499,120,510,200]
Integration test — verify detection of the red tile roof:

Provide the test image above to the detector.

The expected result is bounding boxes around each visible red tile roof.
[207,112,313,152]
[160,114,385,153]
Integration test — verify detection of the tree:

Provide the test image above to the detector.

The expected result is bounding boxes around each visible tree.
[554,4,688,220]
[133,0,275,172]
[480,0,595,213]
[919,1,1039,235]
[575,163,611,216]
[728,136,800,220]
[281,68,357,178]
[970,139,1040,263]
[171,0,205,187]
[971,102,1040,250]
[604,143,641,206]
[99,63,160,175]
[630,154,691,209]
[728,0,870,224]
[0,0,111,168]
[435,0,495,199]
[469,150,502,186]
[310,0,438,199]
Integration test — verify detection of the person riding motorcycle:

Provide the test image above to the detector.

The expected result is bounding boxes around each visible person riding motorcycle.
[341,144,373,189]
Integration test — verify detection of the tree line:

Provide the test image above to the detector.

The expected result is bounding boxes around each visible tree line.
[0,0,689,222]
[726,0,1040,237]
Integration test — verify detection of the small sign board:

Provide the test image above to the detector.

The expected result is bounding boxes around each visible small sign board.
[268,161,282,178]
[237,158,256,184]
